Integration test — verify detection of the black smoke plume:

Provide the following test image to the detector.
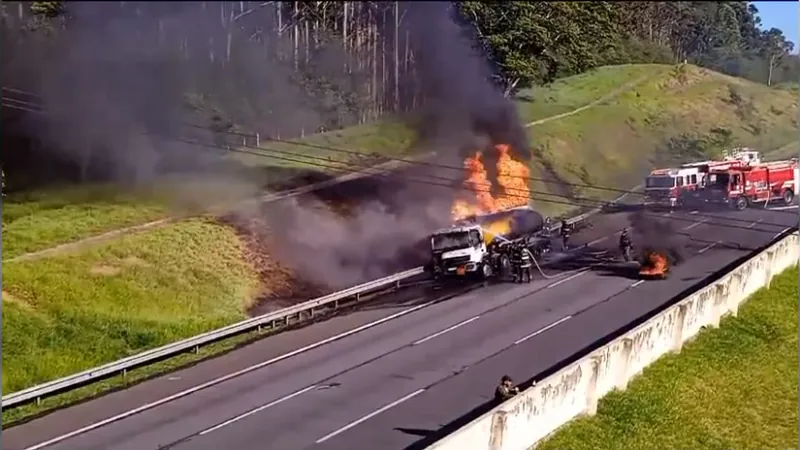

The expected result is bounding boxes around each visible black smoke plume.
[3,2,534,291]
[404,1,531,195]
[628,210,686,266]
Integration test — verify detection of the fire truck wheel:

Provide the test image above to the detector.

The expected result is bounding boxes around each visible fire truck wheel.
[733,196,748,211]
[782,189,794,205]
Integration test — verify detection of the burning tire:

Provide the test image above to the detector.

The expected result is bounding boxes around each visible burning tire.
[638,251,669,280]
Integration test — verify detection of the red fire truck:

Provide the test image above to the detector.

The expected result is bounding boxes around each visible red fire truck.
[644,166,703,208]
[644,150,761,208]
[691,159,800,210]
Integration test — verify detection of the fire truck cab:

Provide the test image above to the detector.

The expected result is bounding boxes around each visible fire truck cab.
[644,167,703,208]
[699,159,799,210]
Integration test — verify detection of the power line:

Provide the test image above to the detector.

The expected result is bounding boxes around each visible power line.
[0,85,656,199]
[5,85,798,220]
[164,134,791,234]
[3,96,795,229]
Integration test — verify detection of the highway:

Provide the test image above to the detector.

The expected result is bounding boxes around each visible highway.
[5,203,797,450]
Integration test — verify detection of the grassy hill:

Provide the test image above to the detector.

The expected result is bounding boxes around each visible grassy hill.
[3,63,798,405]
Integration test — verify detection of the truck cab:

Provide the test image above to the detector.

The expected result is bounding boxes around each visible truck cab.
[430,225,492,278]
[644,167,702,208]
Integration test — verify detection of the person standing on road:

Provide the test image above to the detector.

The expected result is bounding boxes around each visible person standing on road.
[519,245,533,283]
[495,375,520,402]
[619,228,633,262]
[560,219,572,250]
[510,243,523,283]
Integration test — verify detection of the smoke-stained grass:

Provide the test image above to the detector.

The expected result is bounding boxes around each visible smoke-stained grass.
[536,266,799,450]
[1,218,261,396]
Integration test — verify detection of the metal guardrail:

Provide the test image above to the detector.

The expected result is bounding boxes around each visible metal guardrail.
[2,267,426,409]
[1,202,618,409]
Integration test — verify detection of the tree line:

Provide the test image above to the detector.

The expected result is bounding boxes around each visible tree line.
[2,1,796,148]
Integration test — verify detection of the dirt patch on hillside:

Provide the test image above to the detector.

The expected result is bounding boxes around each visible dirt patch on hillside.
[90,264,121,276]
[2,290,34,310]
[219,213,327,317]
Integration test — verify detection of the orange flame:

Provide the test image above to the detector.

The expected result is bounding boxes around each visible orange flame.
[639,252,668,277]
[451,144,531,221]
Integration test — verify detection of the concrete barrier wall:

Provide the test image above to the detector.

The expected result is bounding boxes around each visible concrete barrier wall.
[427,232,799,450]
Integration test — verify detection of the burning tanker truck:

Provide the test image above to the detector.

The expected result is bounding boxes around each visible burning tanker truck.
[428,206,552,281]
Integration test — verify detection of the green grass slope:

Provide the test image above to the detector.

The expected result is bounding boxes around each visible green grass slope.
[3,63,796,401]
[525,63,798,216]
[537,266,799,450]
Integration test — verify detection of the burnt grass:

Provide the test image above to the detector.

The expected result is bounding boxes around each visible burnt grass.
[221,165,434,317]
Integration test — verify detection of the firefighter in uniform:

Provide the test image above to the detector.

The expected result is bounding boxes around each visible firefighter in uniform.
[519,244,533,283]
[494,375,520,403]
[619,228,633,262]
[510,243,523,283]
[560,219,571,250]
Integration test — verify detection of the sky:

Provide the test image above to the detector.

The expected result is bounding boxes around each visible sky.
[751,1,799,53]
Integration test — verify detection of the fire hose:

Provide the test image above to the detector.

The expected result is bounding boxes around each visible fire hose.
[483,227,584,280]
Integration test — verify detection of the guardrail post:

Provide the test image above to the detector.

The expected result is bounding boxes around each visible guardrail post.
[36,396,41,406]
[193,345,199,354]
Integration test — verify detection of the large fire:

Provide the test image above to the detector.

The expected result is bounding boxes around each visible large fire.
[451,144,531,221]
[639,251,669,278]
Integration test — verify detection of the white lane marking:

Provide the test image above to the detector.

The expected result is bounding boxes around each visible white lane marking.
[198,385,318,436]
[546,270,588,289]
[412,316,481,345]
[747,219,763,229]
[775,227,793,239]
[586,236,607,246]
[513,316,572,345]
[682,218,709,230]
[768,205,798,211]
[630,280,646,288]
[315,389,426,444]
[690,210,699,215]
[698,242,718,254]
[21,300,441,450]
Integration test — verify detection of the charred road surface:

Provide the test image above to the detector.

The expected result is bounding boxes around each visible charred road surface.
[5,204,796,450]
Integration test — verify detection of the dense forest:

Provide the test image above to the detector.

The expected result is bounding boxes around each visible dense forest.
[1,1,797,188]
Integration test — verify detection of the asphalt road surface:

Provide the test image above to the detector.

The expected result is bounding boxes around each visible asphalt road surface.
[6,204,796,450]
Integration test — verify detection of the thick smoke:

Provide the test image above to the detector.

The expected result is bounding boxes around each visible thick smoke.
[405,1,531,193]
[4,2,533,290]
[4,2,321,197]
[256,2,537,288]
[628,211,686,265]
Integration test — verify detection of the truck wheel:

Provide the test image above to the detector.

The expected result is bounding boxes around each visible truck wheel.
[480,263,493,280]
[733,196,748,211]
[783,189,794,205]
[499,255,511,278]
